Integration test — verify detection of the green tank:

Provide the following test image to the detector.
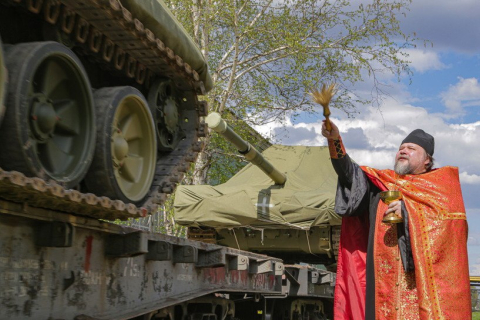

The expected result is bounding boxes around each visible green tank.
[175,113,341,266]
[0,0,211,220]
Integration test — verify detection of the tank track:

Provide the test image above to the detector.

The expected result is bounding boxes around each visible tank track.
[0,0,209,220]
[0,168,146,220]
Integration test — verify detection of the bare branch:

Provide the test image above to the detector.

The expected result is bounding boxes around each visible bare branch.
[234,50,300,81]
[216,0,274,74]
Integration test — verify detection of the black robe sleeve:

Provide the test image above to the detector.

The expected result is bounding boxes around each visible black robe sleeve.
[331,154,371,217]
[398,203,414,272]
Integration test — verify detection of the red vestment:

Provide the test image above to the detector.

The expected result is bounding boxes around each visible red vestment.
[334,166,471,320]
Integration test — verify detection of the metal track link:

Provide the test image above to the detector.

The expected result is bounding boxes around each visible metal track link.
[0,0,209,219]
[2,0,204,89]
[0,168,148,220]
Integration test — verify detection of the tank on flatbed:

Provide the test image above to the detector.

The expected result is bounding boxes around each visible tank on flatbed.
[0,4,338,320]
[0,0,211,220]
[174,113,342,266]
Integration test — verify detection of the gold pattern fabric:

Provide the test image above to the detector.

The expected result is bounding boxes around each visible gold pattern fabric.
[374,199,420,320]
[362,166,471,320]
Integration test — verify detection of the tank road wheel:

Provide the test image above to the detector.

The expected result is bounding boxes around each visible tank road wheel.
[85,87,156,205]
[148,79,185,151]
[0,42,95,188]
[0,36,6,127]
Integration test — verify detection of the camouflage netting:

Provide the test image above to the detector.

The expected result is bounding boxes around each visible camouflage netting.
[121,0,213,91]
[174,145,342,229]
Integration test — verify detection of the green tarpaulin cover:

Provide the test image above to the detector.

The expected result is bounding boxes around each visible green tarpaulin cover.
[121,0,213,91]
[174,145,342,229]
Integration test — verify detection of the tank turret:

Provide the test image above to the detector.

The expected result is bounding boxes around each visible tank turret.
[205,112,286,185]
[175,125,342,265]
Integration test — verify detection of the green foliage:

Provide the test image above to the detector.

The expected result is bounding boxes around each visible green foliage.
[165,0,420,126]
[110,195,187,237]
[473,287,480,314]
[162,0,422,185]
[207,131,248,185]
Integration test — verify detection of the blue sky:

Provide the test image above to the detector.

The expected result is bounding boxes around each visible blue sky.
[255,0,480,274]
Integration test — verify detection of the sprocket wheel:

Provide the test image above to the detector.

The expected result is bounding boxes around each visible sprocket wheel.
[148,79,185,152]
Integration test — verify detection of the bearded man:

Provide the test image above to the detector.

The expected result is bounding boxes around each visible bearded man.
[322,121,471,320]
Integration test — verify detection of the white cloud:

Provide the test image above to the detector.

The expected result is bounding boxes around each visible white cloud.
[441,77,480,113]
[403,49,446,73]
[253,114,292,141]
[471,263,480,276]
[460,172,480,185]
[254,97,480,178]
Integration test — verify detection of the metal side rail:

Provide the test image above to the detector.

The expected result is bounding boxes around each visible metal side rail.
[283,264,336,298]
[0,200,285,320]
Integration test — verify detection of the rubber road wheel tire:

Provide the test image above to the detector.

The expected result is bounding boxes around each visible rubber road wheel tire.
[0,41,95,188]
[85,86,156,205]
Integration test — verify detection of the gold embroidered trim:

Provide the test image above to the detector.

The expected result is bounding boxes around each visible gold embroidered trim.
[328,136,346,159]
[439,212,466,220]
[414,207,443,317]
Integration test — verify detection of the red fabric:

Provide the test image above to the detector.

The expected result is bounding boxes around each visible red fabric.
[334,166,470,319]
[363,166,470,319]
[333,169,387,320]
[363,171,388,192]
[333,215,369,320]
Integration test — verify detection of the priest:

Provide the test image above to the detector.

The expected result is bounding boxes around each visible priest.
[322,121,471,319]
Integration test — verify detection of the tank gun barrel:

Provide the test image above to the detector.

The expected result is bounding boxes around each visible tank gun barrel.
[205,112,286,185]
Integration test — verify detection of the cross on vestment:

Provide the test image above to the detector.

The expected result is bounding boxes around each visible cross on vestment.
[255,194,274,215]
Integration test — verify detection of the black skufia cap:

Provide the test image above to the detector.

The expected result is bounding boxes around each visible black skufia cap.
[401,129,435,156]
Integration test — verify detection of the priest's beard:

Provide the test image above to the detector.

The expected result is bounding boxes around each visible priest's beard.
[394,160,412,175]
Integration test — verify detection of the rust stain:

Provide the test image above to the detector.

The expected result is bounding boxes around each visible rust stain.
[231,270,239,284]
[252,274,275,290]
[214,267,226,282]
[269,275,275,288]
[203,267,227,284]
[84,236,93,273]
[240,270,248,283]
[230,270,248,286]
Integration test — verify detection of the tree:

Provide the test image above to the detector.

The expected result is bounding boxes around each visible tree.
[165,0,420,184]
